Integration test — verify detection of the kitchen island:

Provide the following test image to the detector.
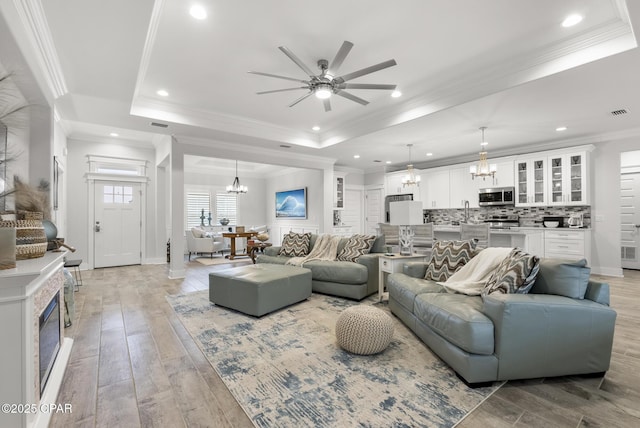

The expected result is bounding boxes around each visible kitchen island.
[433,224,544,257]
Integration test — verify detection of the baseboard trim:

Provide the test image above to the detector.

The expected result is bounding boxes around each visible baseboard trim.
[144,257,167,265]
[590,266,623,277]
[169,268,186,279]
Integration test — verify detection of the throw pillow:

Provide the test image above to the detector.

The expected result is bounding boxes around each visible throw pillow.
[529,258,591,299]
[278,232,312,257]
[424,240,477,282]
[191,227,205,238]
[336,234,376,262]
[481,248,540,296]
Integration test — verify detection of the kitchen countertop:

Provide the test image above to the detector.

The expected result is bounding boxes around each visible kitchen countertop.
[433,225,590,233]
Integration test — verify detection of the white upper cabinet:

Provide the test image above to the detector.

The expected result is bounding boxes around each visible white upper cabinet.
[385,170,421,200]
[547,152,589,206]
[515,156,548,206]
[492,159,515,188]
[421,169,449,208]
[450,164,480,209]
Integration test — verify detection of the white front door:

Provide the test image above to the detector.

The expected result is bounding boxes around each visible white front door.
[621,172,640,269]
[365,188,384,235]
[94,181,142,268]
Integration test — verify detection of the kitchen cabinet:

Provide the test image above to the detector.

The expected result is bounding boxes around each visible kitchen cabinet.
[515,156,547,206]
[334,172,345,209]
[421,169,449,208]
[547,152,589,206]
[491,159,515,188]
[544,229,591,262]
[385,170,421,200]
[449,164,480,209]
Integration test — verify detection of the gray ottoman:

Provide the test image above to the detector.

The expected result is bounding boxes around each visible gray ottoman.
[209,264,312,317]
[335,305,394,355]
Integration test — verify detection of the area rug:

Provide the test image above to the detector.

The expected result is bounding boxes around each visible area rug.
[167,292,501,427]
[194,256,251,266]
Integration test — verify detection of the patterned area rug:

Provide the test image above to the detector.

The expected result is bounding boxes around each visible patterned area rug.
[167,292,501,428]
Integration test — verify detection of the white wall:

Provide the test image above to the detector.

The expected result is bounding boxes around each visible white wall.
[266,168,325,242]
[365,170,385,187]
[66,139,158,266]
[51,119,67,237]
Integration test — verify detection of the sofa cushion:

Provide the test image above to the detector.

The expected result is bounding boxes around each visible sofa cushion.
[530,258,591,299]
[424,240,476,282]
[337,234,376,262]
[387,274,445,311]
[414,293,494,355]
[278,232,311,257]
[482,248,540,296]
[304,260,368,284]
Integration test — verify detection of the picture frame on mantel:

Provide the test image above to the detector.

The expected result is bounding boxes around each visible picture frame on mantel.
[275,187,307,219]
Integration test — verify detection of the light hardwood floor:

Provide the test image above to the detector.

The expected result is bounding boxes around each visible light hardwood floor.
[51,261,640,428]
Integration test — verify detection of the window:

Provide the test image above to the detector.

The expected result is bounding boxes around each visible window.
[186,192,210,228]
[216,192,237,225]
[103,185,133,204]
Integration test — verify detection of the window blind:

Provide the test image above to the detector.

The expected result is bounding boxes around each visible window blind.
[216,193,237,225]
[186,192,210,228]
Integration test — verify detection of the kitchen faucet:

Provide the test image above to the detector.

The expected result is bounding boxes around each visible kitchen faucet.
[463,200,470,223]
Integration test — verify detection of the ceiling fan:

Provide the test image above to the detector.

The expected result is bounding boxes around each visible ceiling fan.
[248,41,397,112]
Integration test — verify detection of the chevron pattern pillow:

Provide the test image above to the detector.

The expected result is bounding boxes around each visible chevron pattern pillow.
[278,232,312,257]
[424,240,477,282]
[337,234,376,262]
[482,248,540,296]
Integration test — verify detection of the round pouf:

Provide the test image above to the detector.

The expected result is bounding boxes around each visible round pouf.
[335,305,394,355]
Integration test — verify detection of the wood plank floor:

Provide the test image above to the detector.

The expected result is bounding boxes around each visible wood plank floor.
[51,260,640,428]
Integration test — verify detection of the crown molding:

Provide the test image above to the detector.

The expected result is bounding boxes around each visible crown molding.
[130,0,165,105]
[12,0,67,99]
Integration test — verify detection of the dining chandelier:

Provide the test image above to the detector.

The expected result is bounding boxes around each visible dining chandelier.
[469,126,497,180]
[401,144,421,187]
[227,160,248,194]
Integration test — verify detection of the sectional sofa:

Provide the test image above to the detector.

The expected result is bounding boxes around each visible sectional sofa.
[257,234,384,300]
[387,258,617,385]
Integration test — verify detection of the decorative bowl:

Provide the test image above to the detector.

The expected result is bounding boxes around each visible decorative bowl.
[543,221,559,228]
[256,233,269,242]
[219,218,230,226]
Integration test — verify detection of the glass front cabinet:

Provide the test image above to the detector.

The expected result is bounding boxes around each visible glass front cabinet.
[548,152,588,206]
[515,156,547,206]
[334,173,345,209]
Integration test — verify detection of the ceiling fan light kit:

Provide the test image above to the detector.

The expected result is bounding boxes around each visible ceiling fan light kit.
[470,126,497,181]
[249,41,397,111]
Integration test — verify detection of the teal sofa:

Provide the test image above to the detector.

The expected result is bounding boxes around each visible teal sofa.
[257,234,384,300]
[387,258,617,385]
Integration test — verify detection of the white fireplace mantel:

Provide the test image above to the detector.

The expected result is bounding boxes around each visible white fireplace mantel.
[0,252,74,428]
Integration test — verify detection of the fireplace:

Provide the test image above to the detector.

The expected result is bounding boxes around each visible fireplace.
[39,292,61,394]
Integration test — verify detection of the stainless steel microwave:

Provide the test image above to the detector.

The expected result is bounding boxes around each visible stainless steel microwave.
[479,187,515,206]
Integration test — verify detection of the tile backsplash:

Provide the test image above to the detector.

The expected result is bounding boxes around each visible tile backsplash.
[425,205,591,228]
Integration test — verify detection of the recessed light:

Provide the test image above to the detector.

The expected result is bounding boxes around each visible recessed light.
[386,161,392,164]
[312,126,320,131]
[391,90,402,98]
[353,155,360,159]
[426,152,433,157]
[157,89,169,97]
[109,132,119,137]
[562,14,583,27]
[189,5,207,20]
[556,126,567,131]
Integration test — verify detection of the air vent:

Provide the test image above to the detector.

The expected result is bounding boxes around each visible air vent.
[610,109,628,116]
[150,122,169,128]
[373,160,382,163]
[279,144,291,148]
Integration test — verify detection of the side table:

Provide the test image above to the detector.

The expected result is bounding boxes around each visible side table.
[378,253,427,301]
[247,242,272,264]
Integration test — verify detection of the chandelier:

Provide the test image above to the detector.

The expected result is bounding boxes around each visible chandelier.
[401,144,421,187]
[469,126,497,180]
[226,160,248,194]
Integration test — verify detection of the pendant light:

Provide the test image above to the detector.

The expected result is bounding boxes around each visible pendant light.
[401,144,421,187]
[226,160,248,194]
[469,126,497,180]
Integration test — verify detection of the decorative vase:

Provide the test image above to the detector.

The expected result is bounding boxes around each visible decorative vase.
[220,218,230,226]
[14,211,47,260]
[256,233,269,242]
[0,224,16,269]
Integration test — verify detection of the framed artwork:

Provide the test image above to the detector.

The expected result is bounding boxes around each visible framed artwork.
[275,187,307,219]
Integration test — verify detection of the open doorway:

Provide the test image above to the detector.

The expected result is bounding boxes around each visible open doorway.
[620,150,640,270]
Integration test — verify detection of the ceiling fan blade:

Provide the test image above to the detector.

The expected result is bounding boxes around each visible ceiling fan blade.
[336,59,397,83]
[278,46,316,78]
[248,71,309,84]
[256,87,308,95]
[339,83,397,90]
[288,91,313,107]
[335,90,369,106]
[323,98,332,112]
[329,41,354,74]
